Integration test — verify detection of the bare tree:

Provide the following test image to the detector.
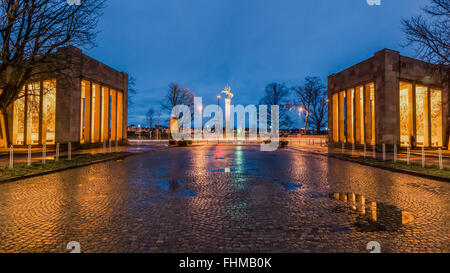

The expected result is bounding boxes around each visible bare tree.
[160,83,194,126]
[146,107,155,129]
[128,75,138,107]
[293,77,327,134]
[401,0,449,65]
[259,82,292,129]
[0,0,105,144]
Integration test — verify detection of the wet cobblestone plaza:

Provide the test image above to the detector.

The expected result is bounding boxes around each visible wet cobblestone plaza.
[0,146,448,253]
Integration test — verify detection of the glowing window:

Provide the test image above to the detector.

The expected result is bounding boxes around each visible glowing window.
[355,86,364,144]
[26,82,40,145]
[101,87,109,142]
[364,83,375,145]
[91,83,101,143]
[110,89,117,141]
[339,91,346,142]
[346,89,354,143]
[399,82,414,147]
[430,89,442,147]
[43,80,56,144]
[13,88,26,145]
[415,85,429,147]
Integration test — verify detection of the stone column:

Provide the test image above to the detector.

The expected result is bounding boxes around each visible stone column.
[225,98,231,139]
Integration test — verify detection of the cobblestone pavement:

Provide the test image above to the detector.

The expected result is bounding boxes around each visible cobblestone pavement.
[0,145,448,253]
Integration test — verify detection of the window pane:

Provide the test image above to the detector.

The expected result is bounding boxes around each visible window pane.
[430,89,442,147]
[110,89,117,141]
[101,87,109,142]
[339,91,346,142]
[355,86,364,144]
[43,80,56,144]
[415,85,429,147]
[346,88,354,143]
[27,82,40,145]
[91,83,101,143]
[364,83,375,145]
[399,82,413,147]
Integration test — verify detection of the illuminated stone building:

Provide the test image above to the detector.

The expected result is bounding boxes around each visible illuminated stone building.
[328,49,448,149]
[0,46,128,148]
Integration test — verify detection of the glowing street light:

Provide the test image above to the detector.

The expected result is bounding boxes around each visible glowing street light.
[298,107,303,137]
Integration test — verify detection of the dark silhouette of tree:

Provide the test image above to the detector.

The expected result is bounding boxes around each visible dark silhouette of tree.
[293,77,328,134]
[161,83,194,125]
[259,82,292,129]
[401,0,449,65]
[146,107,155,128]
[0,0,105,145]
[128,76,138,107]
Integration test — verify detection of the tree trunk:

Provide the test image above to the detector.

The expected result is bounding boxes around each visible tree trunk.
[1,109,11,147]
[304,110,310,135]
[316,121,321,135]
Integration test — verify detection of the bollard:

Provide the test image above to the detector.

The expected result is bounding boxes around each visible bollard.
[109,139,112,153]
[342,142,345,154]
[42,144,46,164]
[382,144,386,161]
[103,141,106,154]
[27,145,32,166]
[439,148,443,170]
[352,142,355,156]
[407,146,411,165]
[394,145,397,163]
[9,145,14,169]
[116,140,118,152]
[373,145,376,159]
[56,143,60,161]
[363,143,367,158]
[421,147,425,168]
[68,142,72,161]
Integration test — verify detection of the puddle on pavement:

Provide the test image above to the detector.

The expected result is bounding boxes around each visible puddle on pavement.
[329,192,414,232]
[276,180,302,191]
[157,179,197,197]
[208,168,237,173]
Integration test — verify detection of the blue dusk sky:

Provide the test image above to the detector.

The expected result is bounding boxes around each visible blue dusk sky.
[85,0,428,126]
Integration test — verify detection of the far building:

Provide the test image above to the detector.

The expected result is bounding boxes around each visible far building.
[0,46,128,148]
[328,49,448,149]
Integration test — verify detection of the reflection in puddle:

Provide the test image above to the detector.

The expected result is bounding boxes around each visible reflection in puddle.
[157,179,197,197]
[277,180,302,191]
[330,193,414,232]
[208,168,237,173]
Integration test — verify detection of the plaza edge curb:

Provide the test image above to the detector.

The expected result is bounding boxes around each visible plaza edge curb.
[0,146,174,184]
[288,147,450,183]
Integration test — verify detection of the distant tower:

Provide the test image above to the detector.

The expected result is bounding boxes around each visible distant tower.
[222,87,233,139]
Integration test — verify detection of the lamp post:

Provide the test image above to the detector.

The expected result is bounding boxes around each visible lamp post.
[298,107,303,138]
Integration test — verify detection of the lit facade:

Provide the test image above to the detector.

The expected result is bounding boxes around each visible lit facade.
[328,49,448,149]
[0,46,128,147]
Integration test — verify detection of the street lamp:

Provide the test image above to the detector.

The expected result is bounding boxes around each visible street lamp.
[298,107,303,137]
